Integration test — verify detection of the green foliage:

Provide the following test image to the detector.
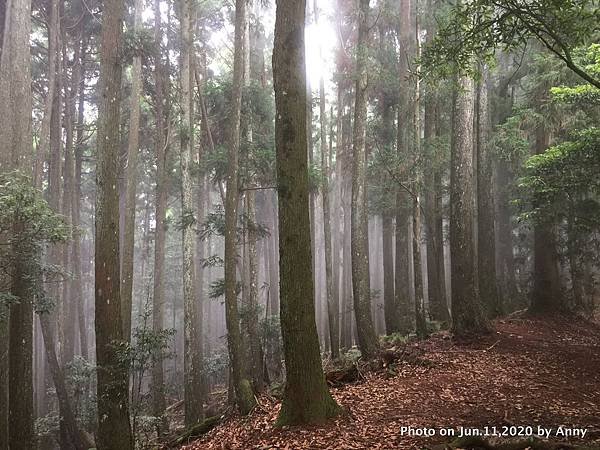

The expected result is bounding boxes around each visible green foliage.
[340,347,362,364]
[517,127,600,227]
[0,172,69,311]
[381,332,409,346]
[422,0,600,85]
[65,356,97,432]
[490,110,533,165]
[551,84,600,104]
[208,278,242,299]
[123,28,155,61]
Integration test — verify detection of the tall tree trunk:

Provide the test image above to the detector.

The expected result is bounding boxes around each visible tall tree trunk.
[423,2,448,324]
[33,0,59,188]
[94,0,134,446]
[121,0,144,342]
[351,0,378,359]
[178,0,205,425]
[394,0,413,335]
[73,42,88,360]
[1,0,33,447]
[530,126,562,313]
[61,31,81,367]
[450,75,490,336]
[273,0,340,425]
[412,4,427,338]
[476,66,502,318]
[314,0,339,359]
[224,0,255,415]
[151,0,168,431]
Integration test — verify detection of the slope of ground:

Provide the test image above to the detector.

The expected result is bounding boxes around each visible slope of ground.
[179,316,600,449]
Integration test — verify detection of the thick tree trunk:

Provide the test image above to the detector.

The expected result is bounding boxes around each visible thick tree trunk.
[273,0,340,425]
[224,0,255,415]
[351,0,379,359]
[1,0,33,447]
[450,75,490,336]
[178,0,205,425]
[476,67,502,318]
[121,0,144,342]
[94,0,134,446]
[9,236,35,450]
[152,0,168,430]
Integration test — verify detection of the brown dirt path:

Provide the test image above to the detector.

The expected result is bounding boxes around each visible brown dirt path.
[180,316,600,449]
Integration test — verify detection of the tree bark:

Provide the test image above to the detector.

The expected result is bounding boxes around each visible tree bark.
[33,0,60,188]
[423,2,448,324]
[224,0,255,416]
[394,0,413,335]
[351,0,379,359]
[121,0,144,342]
[314,0,339,360]
[73,42,88,360]
[450,75,490,336]
[273,0,341,425]
[476,66,502,318]
[412,5,427,338]
[178,0,205,425]
[94,0,134,445]
[1,0,33,447]
[152,0,168,431]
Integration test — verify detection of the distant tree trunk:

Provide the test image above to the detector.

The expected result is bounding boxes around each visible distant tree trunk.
[39,313,92,450]
[450,75,490,337]
[73,45,88,360]
[423,7,448,324]
[341,139,353,349]
[530,126,562,313]
[121,0,144,342]
[224,0,255,415]
[61,29,83,367]
[351,0,379,359]
[496,159,519,305]
[94,0,134,446]
[566,217,585,311]
[151,0,168,430]
[33,0,59,188]
[476,66,502,318]
[1,0,33,447]
[492,75,519,308]
[394,0,413,335]
[412,6,427,338]
[178,0,205,425]
[273,0,340,425]
[314,0,339,360]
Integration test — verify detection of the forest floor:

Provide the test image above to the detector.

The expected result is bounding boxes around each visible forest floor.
[177,315,600,449]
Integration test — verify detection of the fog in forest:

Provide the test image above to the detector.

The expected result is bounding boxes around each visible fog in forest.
[1,0,599,448]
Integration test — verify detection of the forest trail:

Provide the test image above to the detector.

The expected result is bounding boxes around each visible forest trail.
[180,316,600,449]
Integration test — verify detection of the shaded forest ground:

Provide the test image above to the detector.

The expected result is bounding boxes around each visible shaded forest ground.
[177,316,600,449]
